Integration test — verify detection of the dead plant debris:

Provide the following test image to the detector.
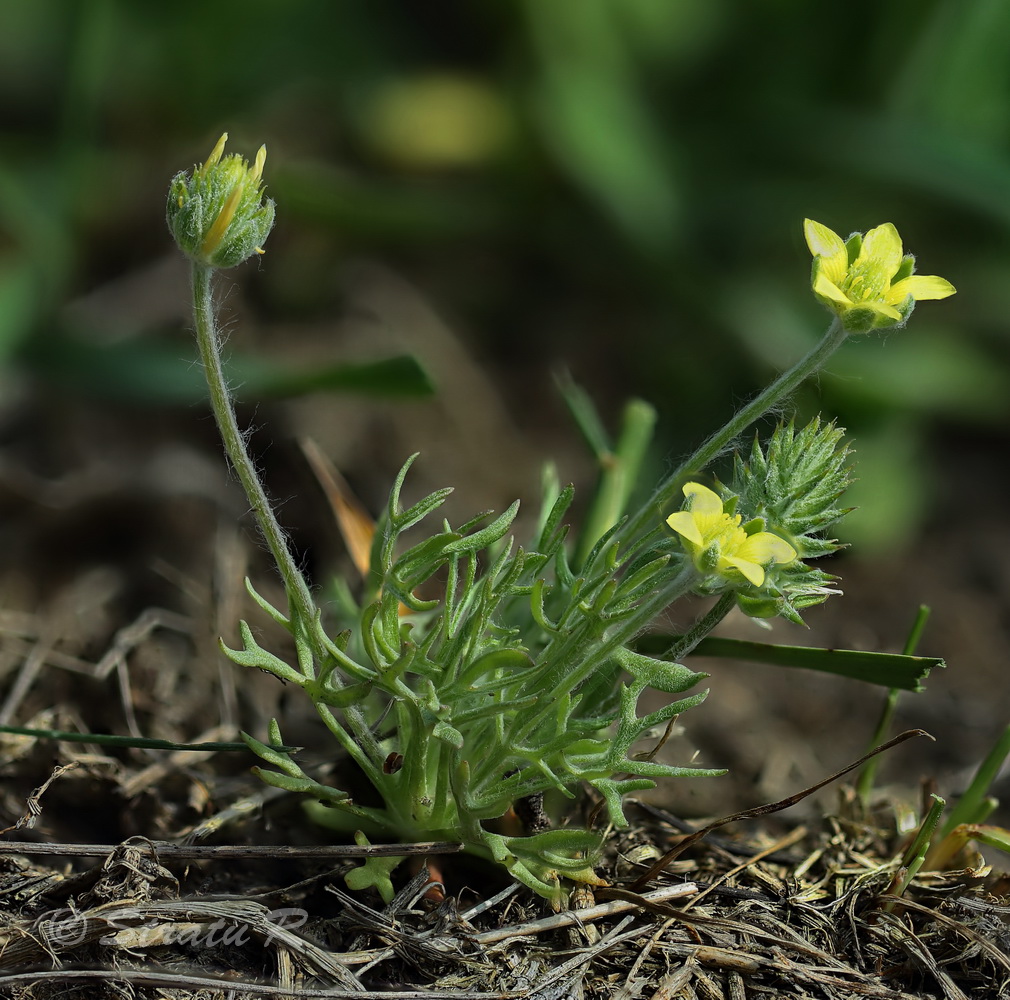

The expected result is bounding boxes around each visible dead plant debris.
[0,801,1006,1000]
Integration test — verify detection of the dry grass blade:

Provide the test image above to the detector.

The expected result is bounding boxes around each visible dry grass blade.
[0,968,510,998]
[0,897,363,988]
[877,915,970,1000]
[873,895,1010,976]
[471,883,697,946]
[632,729,933,889]
[302,438,377,579]
[0,838,463,859]
[0,762,79,835]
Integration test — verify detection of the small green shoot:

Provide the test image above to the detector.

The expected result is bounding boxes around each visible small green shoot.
[883,792,945,910]
[857,605,932,808]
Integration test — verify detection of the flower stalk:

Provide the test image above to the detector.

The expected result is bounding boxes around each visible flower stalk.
[190,262,316,630]
[619,317,847,553]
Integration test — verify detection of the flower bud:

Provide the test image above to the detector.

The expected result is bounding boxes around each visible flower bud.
[167,133,275,268]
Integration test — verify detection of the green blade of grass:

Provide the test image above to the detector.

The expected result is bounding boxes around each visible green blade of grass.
[237,353,434,400]
[857,605,931,807]
[30,332,433,404]
[940,721,1010,837]
[0,725,298,753]
[636,634,941,692]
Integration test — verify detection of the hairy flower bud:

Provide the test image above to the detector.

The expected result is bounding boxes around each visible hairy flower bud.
[167,133,275,268]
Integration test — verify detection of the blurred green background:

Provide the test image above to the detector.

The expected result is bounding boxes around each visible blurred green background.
[1,0,1009,819]
[2,0,1005,552]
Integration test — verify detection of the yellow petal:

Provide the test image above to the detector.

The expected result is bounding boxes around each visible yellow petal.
[813,271,852,307]
[666,511,703,546]
[888,274,956,302]
[202,132,228,174]
[804,219,848,286]
[858,223,903,278]
[723,556,765,587]
[739,532,797,566]
[804,219,845,259]
[862,300,903,322]
[682,482,723,516]
[201,183,243,256]
[251,144,267,184]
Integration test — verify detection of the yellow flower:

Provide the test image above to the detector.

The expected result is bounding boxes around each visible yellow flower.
[666,483,796,588]
[804,219,955,333]
[167,133,275,269]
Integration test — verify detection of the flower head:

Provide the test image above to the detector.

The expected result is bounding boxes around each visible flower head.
[666,482,796,588]
[804,219,955,333]
[167,133,275,269]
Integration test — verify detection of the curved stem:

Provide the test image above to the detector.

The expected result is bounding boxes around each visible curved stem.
[191,263,316,627]
[191,263,384,771]
[663,592,736,662]
[622,318,847,544]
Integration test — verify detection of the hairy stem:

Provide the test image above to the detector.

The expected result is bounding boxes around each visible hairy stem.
[191,263,316,626]
[191,263,383,774]
[663,592,736,662]
[621,318,847,545]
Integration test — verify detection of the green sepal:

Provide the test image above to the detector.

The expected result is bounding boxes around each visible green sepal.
[167,135,275,269]
[728,416,853,552]
[845,232,862,264]
[737,560,841,624]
